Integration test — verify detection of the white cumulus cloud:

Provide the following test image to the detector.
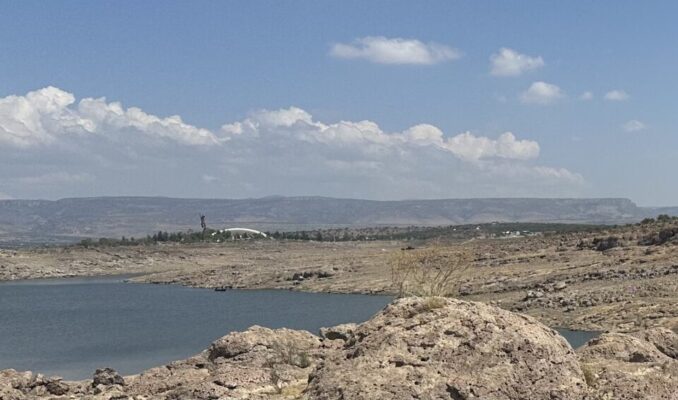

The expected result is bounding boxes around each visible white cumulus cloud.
[0,87,220,148]
[444,131,539,161]
[1,87,583,199]
[622,120,646,132]
[490,48,544,77]
[532,166,584,183]
[329,36,461,65]
[222,108,539,161]
[604,90,630,101]
[520,81,564,105]
[580,91,594,101]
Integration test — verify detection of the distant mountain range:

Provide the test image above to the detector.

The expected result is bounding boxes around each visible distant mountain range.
[0,196,676,246]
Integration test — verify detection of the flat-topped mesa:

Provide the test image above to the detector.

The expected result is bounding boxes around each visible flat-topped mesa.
[0,196,660,245]
[1,297,676,399]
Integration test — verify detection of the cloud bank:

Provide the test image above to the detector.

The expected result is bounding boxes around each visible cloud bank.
[0,87,583,200]
[0,87,219,147]
[329,36,461,65]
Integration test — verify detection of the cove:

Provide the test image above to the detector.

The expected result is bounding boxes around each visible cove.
[0,276,597,380]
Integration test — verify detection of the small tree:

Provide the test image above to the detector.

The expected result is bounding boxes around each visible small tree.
[657,214,672,222]
[390,245,471,298]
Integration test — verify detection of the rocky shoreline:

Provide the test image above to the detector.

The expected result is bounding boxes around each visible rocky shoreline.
[2,222,677,333]
[1,221,677,398]
[1,297,676,399]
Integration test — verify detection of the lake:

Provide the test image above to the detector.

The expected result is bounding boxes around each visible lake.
[0,276,597,380]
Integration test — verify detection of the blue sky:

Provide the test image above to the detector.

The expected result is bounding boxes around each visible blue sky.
[0,1,676,205]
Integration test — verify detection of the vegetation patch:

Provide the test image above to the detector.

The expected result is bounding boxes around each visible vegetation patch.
[390,245,471,297]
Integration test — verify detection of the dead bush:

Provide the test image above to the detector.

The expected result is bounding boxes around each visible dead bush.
[390,245,471,298]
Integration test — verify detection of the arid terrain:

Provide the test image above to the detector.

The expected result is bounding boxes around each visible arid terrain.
[1,219,678,399]
[1,219,676,333]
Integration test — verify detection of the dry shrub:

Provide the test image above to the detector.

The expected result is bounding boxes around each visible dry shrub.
[581,364,598,386]
[390,245,471,298]
[421,296,447,311]
[267,339,312,369]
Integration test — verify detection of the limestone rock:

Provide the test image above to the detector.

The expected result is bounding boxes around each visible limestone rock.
[306,297,587,400]
[631,327,678,359]
[92,367,125,387]
[208,325,320,363]
[319,323,357,342]
[124,326,322,399]
[577,332,678,399]
[0,386,25,400]
[44,378,69,395]
[0,369,75,399]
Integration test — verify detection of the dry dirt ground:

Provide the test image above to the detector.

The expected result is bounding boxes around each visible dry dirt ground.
[1,221,676,333]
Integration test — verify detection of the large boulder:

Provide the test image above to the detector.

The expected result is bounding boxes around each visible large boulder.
[306,297,587,400]
[0,369,75,399]
[208,325,320,363]
[631,327,678,359]
[92,367,125,387]
[126,325,322,399]
[577,332,678,399]
[319,323,357,342]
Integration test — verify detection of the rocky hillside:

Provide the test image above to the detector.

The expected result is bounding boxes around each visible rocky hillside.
[1,297,675,399]
[0,196,668,245]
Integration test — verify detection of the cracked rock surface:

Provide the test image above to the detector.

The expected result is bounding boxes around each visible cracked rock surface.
[306,297,587,400]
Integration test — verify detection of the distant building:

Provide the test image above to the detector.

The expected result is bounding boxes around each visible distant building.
[212,228,268,238]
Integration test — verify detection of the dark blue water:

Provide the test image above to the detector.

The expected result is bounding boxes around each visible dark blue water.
[555,328,598,349]
[0,276,391,380]
[0,277,598,380]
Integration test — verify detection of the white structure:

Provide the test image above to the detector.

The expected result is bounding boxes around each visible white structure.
[217,228,267,238]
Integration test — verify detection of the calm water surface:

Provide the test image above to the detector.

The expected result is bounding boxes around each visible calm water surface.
[0,276,597,380]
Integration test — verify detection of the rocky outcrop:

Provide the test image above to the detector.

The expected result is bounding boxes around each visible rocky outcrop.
[577,333,678,399]
[318,323,357,342]
[125,326,322,399]
[0,369,71,399]
[631,327,678,359]
[1,298,676,399]
[92,367,125,387]
[306,297,587,400]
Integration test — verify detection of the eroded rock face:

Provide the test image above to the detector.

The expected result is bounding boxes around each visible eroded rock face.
[631,327,678,359]
[319,323,357,342]
[0,369,80,399]
[125,325,322,399]
[306,297,587,400]
[577,332,678,400]
[92,367,125,387]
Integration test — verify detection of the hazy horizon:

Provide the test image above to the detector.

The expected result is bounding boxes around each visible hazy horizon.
[0,194,675,209]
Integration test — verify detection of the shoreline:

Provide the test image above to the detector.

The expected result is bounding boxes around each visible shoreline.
[1,296,675,399]
[1,225,677,333]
